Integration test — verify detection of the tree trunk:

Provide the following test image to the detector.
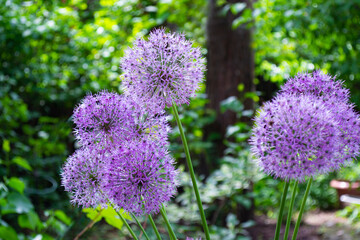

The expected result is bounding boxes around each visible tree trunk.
[206,0,255,162]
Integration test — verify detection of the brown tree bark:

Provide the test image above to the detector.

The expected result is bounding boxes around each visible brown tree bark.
[206,0,255,161]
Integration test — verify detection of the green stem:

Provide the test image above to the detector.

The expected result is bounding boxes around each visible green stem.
[109,202,139,240]
[291,177,313,240]
[148,214,162,240]
[274,181,290,240]
[131,213,150,240]
[159,204,177,240]
[171,102,211,240]
[283,181,298,240]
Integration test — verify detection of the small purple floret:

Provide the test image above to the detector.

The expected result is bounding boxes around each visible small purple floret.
[280,71,360,168]
[61,148,107,208]
[104,140,178,216]
[121,28,205,109]
[250,94,342,181]
[73,90,170,148]
[250,71,360,181]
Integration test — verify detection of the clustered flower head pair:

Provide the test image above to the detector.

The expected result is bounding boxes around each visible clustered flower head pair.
[61,91,177,215]
[61,28,205,216]
[250,71,360,181]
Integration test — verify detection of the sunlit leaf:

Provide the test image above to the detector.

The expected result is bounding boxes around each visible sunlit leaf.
[7,177,25,194]
[18,211,41,231]
[11,157,32,171]
[54,210,72,226]
[0,226,18,240]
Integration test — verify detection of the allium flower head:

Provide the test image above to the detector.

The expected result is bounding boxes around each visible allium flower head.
[104,140,178,216]
[73,90,169,148]
[250,94,342,181]
[280,71,360,167]
[61,148,107,208]
[121,28,205,109]
[73,91,135,147]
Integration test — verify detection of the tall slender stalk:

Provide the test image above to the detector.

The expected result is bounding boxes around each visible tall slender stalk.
[274,181,290,240]
[171,102,211,240]
[291,177,313,240]
[148,214,162,240]
[159,204,177,240]
[283,181,298,240]
[131,213,150,240]
[108,202,139,240]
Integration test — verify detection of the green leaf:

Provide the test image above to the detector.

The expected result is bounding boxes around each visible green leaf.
[1,192,33,214]
[0,183,8,196]
[220,96,244,113]
[0,226,18,240]
[232,8,252,29]
[230,3,246,15]
[234,195,252,210]
[54,210,72,226]
[226,213,239,229]
[241,220,255,228]
[82,207,103,223]
[0,198,7,207]
[226,125,240,137]
[2,140,10,153]
[11,157,32,171]
[46,217,67,236]
[18,211,41,231]
[102,207,131,230]
[82,205,131,230]
[7,177,25,194]
[220,4,230,16]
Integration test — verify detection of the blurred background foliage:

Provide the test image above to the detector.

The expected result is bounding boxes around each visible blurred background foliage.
[0,0,359,239]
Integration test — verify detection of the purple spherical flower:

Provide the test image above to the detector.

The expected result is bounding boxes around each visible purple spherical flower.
[104,140,178,216]
[280,71,360,167]
[121,28,205,109]
[280,70,350,103]
[73,91,135,147]
[73,90,170,148]
[250,94,343,181]
[61,147,107,208]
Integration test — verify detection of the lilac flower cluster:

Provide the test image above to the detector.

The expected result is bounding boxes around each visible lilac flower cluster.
[105,141,178,216]
[250,71,360,181]
[280,71,360,166]
[62,28,204,216]
[72,91,169,148]
[121,28,205,110]
[62,91,177,215]
[62,29,204,215]
[61,147,107,208]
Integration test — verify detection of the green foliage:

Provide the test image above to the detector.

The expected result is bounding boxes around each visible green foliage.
[0,226,18,240]
[337,160,360,181]
[169,92,216,169]
[7,177,25,194]
[165,97,256,239]
[2,0,360,238]
[1,0,207,238]
[338,204,360,225]
[0,179,72,239]
[252,0,360,106]
[82,206,131,230]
